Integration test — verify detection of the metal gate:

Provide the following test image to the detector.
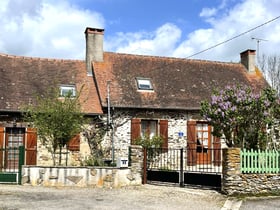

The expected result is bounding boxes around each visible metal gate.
[0,146,25,184]
[143,147,222,189]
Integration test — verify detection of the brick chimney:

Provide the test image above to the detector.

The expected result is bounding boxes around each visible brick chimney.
[240,49,256,73]
[85,27,104,75]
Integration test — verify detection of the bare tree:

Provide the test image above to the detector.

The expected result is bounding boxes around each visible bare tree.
[259,54,280,95]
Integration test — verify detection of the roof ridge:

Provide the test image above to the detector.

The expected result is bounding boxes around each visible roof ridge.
[0,52,84,62]
[104,51,239,65]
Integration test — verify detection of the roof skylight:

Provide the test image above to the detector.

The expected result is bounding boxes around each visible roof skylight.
[136,78,153,90]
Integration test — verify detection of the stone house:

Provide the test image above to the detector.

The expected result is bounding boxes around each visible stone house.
[85,28,269,164]
[0,50,103,166]
[0,27,269,167]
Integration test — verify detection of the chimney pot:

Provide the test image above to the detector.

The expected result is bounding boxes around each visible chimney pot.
[240,49,256,73]
[85,27,104,75]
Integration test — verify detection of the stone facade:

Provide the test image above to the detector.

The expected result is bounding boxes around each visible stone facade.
[36,133,91,166]
[222,148,280,195]
[101,110,193,163]
[22,145,143,188]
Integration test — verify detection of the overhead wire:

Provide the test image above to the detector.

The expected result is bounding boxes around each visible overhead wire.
[107,15,280,85]
[186,15,280,58]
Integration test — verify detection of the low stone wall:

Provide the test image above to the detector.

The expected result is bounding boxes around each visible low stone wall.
[222,148,280,195]
[22,145,143,188]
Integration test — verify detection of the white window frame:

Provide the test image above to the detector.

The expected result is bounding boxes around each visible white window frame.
[60,85,76,97]
[136,77,153,91]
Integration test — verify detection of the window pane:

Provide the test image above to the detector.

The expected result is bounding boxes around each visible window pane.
[141,121,148,137]
[202,124,208,131]
[141,120,158,138]
[60,85,76,97]
[203,132,208,138]
[149,121,157,138]
[202,139,208,147]
[136,78,153,90]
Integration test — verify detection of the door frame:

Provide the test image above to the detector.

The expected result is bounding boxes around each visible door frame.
[195,122,212,164]
[5,127,25,169]
[187,121,213,165]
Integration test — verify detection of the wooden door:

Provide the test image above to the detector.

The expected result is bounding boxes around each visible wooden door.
[5,128,25,169]
[196,123,211,164]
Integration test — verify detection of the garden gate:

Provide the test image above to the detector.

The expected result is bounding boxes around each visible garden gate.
[0,146,25,184]
[143,147,222,189]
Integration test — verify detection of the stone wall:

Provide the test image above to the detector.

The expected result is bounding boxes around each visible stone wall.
[222,148,280,195]
[37,132,91,166]
[22,145,143,188]
[101,111,191,162]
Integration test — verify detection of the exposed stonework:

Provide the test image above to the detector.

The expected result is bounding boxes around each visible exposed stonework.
[101,110,191,163]
[22,145,143,188]
[37,133,91,166]
[222,148,280,195]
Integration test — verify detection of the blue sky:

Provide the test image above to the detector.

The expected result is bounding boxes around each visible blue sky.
[0,0,279,62]
[70,0,218,36]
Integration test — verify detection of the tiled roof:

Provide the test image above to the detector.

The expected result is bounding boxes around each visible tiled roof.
[0,53,102,114]
[93,52,269,110]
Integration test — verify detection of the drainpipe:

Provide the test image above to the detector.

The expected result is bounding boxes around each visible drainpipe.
[107,81,115,164]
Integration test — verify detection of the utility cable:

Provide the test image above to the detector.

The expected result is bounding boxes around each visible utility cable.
[186,15,280,59]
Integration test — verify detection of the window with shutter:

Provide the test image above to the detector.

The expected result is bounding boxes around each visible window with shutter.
[130,118,168,148]
[67,134,80,151]
[141,120,158,138]
[187,121,217,165]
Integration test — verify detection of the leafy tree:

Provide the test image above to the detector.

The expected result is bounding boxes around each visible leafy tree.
[23,87,85,166]
[82,122,107,166]
[201,85,280,149]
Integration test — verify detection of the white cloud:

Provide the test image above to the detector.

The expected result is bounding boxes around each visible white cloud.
[106,23,181,56]
[174,0,280,62]
[200,8,217,18]
[0,0,279,63]
[0,0,104,59]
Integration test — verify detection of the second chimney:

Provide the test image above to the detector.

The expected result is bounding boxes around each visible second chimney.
[85,27,104,75]
[240,49,256,73]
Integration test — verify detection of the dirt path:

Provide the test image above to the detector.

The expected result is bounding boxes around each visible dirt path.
[0,184,227,210]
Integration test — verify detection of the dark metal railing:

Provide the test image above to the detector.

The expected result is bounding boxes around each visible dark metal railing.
[0,146,25,184]
[145,147,222,174]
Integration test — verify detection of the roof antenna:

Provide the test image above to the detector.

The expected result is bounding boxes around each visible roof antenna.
[251,37,268,62]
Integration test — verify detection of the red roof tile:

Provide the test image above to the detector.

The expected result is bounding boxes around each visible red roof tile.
[93,52,269,110]
[0,54,102,114]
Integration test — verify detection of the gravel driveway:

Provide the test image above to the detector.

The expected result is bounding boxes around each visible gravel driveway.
[0,184,227,210]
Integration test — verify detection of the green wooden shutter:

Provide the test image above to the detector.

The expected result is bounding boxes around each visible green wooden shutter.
[131,118,141,145]
[160,120,168,148]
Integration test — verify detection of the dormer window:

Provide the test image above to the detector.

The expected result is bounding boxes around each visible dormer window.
[136,77,153,91]
[60,85,76,97]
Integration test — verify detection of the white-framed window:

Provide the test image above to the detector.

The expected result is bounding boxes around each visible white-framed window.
[60,85,76,97]
[136,77,153,90]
